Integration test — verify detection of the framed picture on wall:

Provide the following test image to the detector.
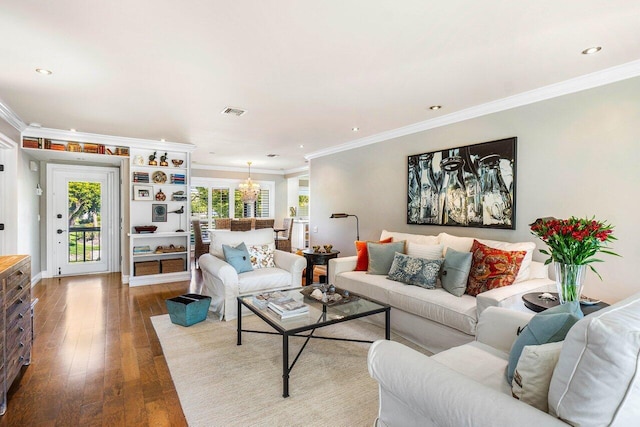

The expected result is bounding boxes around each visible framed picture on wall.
[407,137,517,229]
[152,204,167,222]
[133,185,153,201]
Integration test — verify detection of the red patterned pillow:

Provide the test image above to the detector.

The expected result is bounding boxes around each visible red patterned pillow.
[466,240,525,296]
[355,237,393,271]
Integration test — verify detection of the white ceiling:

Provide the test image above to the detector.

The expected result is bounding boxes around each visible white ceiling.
[1,1,639,172]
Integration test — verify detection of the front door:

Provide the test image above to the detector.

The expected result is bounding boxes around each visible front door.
[49,164,119,276]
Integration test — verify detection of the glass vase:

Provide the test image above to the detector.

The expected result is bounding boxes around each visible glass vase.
[554,263,586,304]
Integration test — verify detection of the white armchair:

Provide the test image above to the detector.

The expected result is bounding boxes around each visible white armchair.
[198,228,306,320]
[368,292,640,427]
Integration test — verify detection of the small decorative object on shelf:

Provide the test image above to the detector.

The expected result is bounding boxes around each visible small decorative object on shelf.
[171,191,187,201]
[134,225,158,234]
[172,159,184,167]
[530,216,619,304]
[312,245,320,253]
[160,152,169,167]
[155,189,166,201]
[324,244,333,253]
[152,204,167,222]
[134,155,144,165]
[152,170,167,184]
[149,151,158,166]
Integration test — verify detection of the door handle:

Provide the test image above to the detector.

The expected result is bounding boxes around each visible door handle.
[57,229,66,234]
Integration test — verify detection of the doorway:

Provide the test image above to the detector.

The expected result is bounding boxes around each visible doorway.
[47,164,120,276]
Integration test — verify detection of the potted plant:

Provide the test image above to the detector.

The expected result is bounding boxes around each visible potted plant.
[530,216,619,304]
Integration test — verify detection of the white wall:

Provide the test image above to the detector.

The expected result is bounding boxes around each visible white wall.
[310,77,640,303]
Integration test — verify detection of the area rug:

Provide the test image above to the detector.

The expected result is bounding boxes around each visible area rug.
[151,313,429,427]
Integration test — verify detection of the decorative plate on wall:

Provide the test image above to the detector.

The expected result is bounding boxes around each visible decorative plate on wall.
[152,171,167,184]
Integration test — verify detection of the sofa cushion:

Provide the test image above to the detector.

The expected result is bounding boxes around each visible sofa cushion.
[247,243,276,269]
[355,237,392,271]
[441,248,473,297]
[210,228,274,258]
[388,286,478,335]
[380,230,439,245]
[406,242,444,259]
[432,341,511,395]
[237,267,292,294]
[466,240,526,297]
[387,253,443,289]
[507,303,582,383]
[511,341,563,412]
[548,294,640,426]
[439,232,536,283]
[222,242,253,273]
[367,241,406,275]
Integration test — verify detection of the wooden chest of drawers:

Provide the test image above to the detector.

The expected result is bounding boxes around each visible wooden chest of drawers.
[0,255,32,416]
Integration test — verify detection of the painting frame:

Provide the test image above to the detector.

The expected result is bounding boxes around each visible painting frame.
[152,203,167,222]
[133,185,153,201]
[407,137,517,229]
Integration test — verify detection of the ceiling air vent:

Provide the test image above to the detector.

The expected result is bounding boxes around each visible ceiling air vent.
[221,107,247,116]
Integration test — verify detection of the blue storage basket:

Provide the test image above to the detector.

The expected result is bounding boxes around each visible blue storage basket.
[166,293,211,326]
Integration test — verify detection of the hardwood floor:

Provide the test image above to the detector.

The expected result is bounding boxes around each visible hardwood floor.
[0,270,203,426]
[1,262,317,426]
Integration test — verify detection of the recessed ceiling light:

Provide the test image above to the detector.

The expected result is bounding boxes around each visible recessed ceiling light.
[352,127,359,132]
[69,128,76,132]
[29,122,42,128]
[209,151,216,155]
[160,138,166,142]
[35,68,52,75]
[299,145,304,148]
[581,46,602,55]
[429,105,442,110]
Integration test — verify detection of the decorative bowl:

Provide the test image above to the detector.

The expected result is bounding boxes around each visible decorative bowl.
[134,225,157,234]
[172,159,184,167]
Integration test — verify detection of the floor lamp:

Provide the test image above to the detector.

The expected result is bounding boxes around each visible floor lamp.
[330,213,359,241]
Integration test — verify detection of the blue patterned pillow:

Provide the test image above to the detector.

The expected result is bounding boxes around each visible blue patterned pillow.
[387,252,443,289]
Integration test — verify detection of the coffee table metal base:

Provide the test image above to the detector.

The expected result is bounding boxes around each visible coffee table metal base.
[237,298,390,398]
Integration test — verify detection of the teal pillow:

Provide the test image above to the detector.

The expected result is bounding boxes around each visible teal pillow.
[367,241,406,275]
[507,303,583,383]
[222,242,253,274]
[441,248,473,297]
[387,252,443,289]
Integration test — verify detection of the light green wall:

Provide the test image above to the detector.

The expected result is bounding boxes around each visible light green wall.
[310,77,640,303]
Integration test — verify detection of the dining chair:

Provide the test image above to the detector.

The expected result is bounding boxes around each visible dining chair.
[254,219,275,229]
[276,217,294,252]
[214,218,231,229]
[192,219,210,268]
[230,218,252,231]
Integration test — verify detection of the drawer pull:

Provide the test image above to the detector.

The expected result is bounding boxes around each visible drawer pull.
[19,356,24,362]
[18,313,24,319]
[18,298,24,304]
[17,270,24,276]
[19,327,24,333]
[18,285,24,290]
[19,342,24,348]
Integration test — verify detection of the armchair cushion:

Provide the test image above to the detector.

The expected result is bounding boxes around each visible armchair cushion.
[511,341,563,412]
[507,302,582,383]
[222,242,253,274]
[248,243,276,268]
[209,228,274,258]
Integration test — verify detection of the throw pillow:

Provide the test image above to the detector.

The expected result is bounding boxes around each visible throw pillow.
[367,241,406,275]
[466,240,526,296]
[222,242,253,274]
[247,243,276,269]
[441,248,473,297]
[511,341,564,412]
[387,252,443,289]
[507,303,583,384]
[406,242,444,260]
[355,237,393,271]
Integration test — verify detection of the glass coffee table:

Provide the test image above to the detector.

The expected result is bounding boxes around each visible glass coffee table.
[237,287,390,397]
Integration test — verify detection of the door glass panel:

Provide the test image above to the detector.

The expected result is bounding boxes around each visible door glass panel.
[68,181,102,263]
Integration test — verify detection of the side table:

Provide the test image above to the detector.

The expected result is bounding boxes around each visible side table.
[302,249,340,285]
[522,292,609,316]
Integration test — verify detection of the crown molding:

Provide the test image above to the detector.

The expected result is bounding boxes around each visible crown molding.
[306,60,640,160]
[0,131,17,149]
[191,163,285,175]
[21,126,196,152]
[0,98,27,132]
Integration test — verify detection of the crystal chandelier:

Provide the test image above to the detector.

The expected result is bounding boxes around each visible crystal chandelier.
[239,161,260,203]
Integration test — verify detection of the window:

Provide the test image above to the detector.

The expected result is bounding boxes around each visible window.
[191,178,275,227]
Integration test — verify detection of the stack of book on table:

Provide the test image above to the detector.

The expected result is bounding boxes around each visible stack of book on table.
[268,298,309,319]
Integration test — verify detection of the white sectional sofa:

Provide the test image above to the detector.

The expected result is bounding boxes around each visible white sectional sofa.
[368,292,640,426]
[329,230,554,353]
